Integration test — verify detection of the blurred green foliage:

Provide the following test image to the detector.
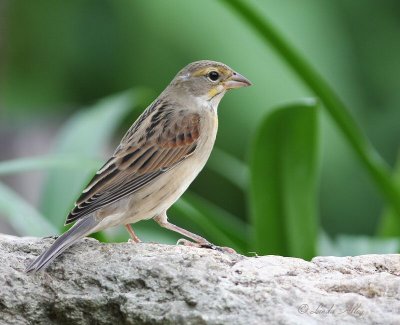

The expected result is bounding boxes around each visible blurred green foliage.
[0,0,399,258]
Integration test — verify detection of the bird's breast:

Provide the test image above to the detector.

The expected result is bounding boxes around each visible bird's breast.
[194,109,218,162]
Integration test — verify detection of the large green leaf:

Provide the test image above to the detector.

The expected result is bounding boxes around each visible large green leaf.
[249,100,319,259]
[40,89,152,229]
[0,182,57,236]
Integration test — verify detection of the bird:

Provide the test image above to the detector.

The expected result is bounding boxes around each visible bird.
[26,60,252,272]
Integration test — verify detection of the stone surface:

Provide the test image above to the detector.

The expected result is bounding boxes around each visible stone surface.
[0,234,399,325]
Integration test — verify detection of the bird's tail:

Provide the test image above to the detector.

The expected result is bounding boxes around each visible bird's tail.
[25,216,98,273]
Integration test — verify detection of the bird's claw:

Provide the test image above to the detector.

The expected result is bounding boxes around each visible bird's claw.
[210,245,236,254]
[44,235,59,240]
[199,243,218,250]
[199,243,236,254]
[177,238,236,253]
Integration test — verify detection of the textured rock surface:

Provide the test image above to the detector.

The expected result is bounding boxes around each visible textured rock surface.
[0,234,399,325]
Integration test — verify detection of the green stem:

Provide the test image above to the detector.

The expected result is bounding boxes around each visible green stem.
[222,0,400,218]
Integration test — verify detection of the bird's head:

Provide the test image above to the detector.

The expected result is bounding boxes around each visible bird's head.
[170,60,252,108]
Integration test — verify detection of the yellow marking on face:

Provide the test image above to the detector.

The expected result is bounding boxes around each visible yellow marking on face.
[208,87,219,98]
[192,68,210,77]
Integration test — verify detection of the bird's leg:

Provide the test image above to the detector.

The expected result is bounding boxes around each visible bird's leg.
[154,213,212,246]
[153,213,235,254]
[124,224,141,243]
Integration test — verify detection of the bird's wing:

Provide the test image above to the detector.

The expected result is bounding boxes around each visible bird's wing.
[65,102,201,225]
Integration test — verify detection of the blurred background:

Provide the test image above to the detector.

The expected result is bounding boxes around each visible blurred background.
[1,0,399,258]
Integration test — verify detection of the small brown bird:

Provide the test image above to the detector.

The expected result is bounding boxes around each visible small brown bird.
[26,60,251,272]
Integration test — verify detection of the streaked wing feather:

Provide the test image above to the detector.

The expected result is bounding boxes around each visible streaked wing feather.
[65,105,200,224]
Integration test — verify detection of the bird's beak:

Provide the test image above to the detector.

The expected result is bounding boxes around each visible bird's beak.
[223,72,252,89]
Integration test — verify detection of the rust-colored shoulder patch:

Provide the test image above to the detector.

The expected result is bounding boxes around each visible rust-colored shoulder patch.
[159,113,200,148]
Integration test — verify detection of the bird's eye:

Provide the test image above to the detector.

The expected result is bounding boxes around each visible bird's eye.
[208,71,220,82]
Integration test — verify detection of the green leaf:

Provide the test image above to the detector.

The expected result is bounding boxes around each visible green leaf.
[0,155,102,176]
[207,147,248,190]
[249,100,319,259]
[0,182,58,236]
[40,89,152,229]
[377,151,400,237]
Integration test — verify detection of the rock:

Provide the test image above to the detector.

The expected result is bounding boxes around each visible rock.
[0,234,399,325]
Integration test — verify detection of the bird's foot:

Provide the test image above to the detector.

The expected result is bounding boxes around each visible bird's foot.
[43,235,59,240]
[177,238,236,254]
